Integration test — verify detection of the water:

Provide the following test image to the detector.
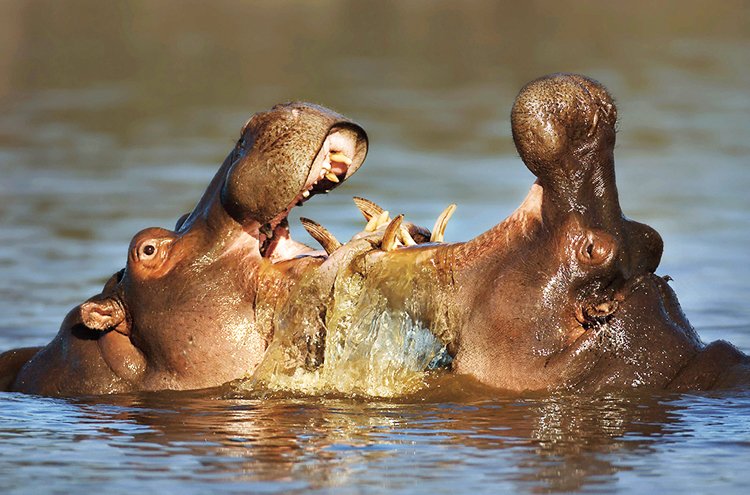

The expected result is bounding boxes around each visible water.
[1,1,749,493]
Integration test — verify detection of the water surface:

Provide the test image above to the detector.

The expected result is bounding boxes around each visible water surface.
[1,1,749,493]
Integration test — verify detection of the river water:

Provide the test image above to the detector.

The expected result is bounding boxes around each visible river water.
[1,1,749,493]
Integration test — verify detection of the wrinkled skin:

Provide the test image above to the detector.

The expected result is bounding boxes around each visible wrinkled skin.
[0,102,367,396]
[285,74,749,393]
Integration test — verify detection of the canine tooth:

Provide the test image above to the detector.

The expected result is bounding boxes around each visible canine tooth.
[430,204,457,242]
[364,215,380,232]
[365,210,390,232]
[398,225,417,246]
[300,217,342,254]
[375,210,391,229]
[353,196,385,221]
[329,152,352,166]
[325,172,340,183]
[302,190,310,199]
[381,215,403,252]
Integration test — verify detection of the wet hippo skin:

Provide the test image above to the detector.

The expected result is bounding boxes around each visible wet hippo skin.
[0,102,368,396]
[285,74,750,393]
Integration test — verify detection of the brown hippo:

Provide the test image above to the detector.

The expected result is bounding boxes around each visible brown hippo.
[0,102,367,396]
[259,74,749,395]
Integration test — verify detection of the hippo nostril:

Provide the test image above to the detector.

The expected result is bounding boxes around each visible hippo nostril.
[576,229,616,267]
[578,299,619,328]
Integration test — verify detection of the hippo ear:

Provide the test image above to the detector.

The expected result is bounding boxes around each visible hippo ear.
[80,297,126,332]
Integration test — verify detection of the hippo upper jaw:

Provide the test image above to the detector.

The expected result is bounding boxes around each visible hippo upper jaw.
[258,124,367,261]
[218,103,367,261]
[173,102,367,265]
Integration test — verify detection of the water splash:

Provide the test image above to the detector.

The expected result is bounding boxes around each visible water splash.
[248,246,453,397]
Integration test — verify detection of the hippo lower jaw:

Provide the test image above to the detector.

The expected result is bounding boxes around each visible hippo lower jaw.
[572,273,689,335]
[549,273,703,390]
[216,103,367,262]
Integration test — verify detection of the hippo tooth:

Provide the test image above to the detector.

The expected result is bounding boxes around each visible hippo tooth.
[302,190,311,199]
[329,152,353,166]
[325,172,340,183]
[365,210,390,232]
[397,225,417,246]
[381,214,404,252]
[353,196,385,221]
[365,210,391,232]
[364,215,379,232]
[300,217,342,254]
[430,204,457,242]
[322,161,332,171]
[375,211,392,229]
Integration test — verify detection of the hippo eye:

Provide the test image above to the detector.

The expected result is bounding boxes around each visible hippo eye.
[140,243,157,260]
[130,230,175,273]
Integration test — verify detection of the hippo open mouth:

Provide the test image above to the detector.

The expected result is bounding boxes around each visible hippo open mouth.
[2,102,370,396]
[259,126,362,261]
[258,74,748,395]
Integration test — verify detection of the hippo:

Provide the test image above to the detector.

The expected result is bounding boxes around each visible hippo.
[0,102,367,396]
[258,74,749,395]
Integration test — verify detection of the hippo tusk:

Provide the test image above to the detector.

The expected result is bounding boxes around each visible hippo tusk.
[353,196,385,221]
[365,210,391,232]
[397,224,417,246]
[324,172,340,183]
[430,204,457,243]
[300,217,342,254]
[381,214,404,252]
[354,197,416,246]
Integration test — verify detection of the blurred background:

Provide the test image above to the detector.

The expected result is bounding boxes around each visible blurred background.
[0,0,748,350]
[1,2,750,494]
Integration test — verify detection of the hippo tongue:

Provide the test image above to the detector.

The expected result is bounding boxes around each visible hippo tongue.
[260,221,318,262]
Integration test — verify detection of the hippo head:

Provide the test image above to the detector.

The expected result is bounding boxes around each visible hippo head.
[449,74,746,391]
[281,74,747,395]
[13,102,367,395]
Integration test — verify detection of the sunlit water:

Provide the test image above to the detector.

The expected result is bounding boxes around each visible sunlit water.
[1,1,749,493]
